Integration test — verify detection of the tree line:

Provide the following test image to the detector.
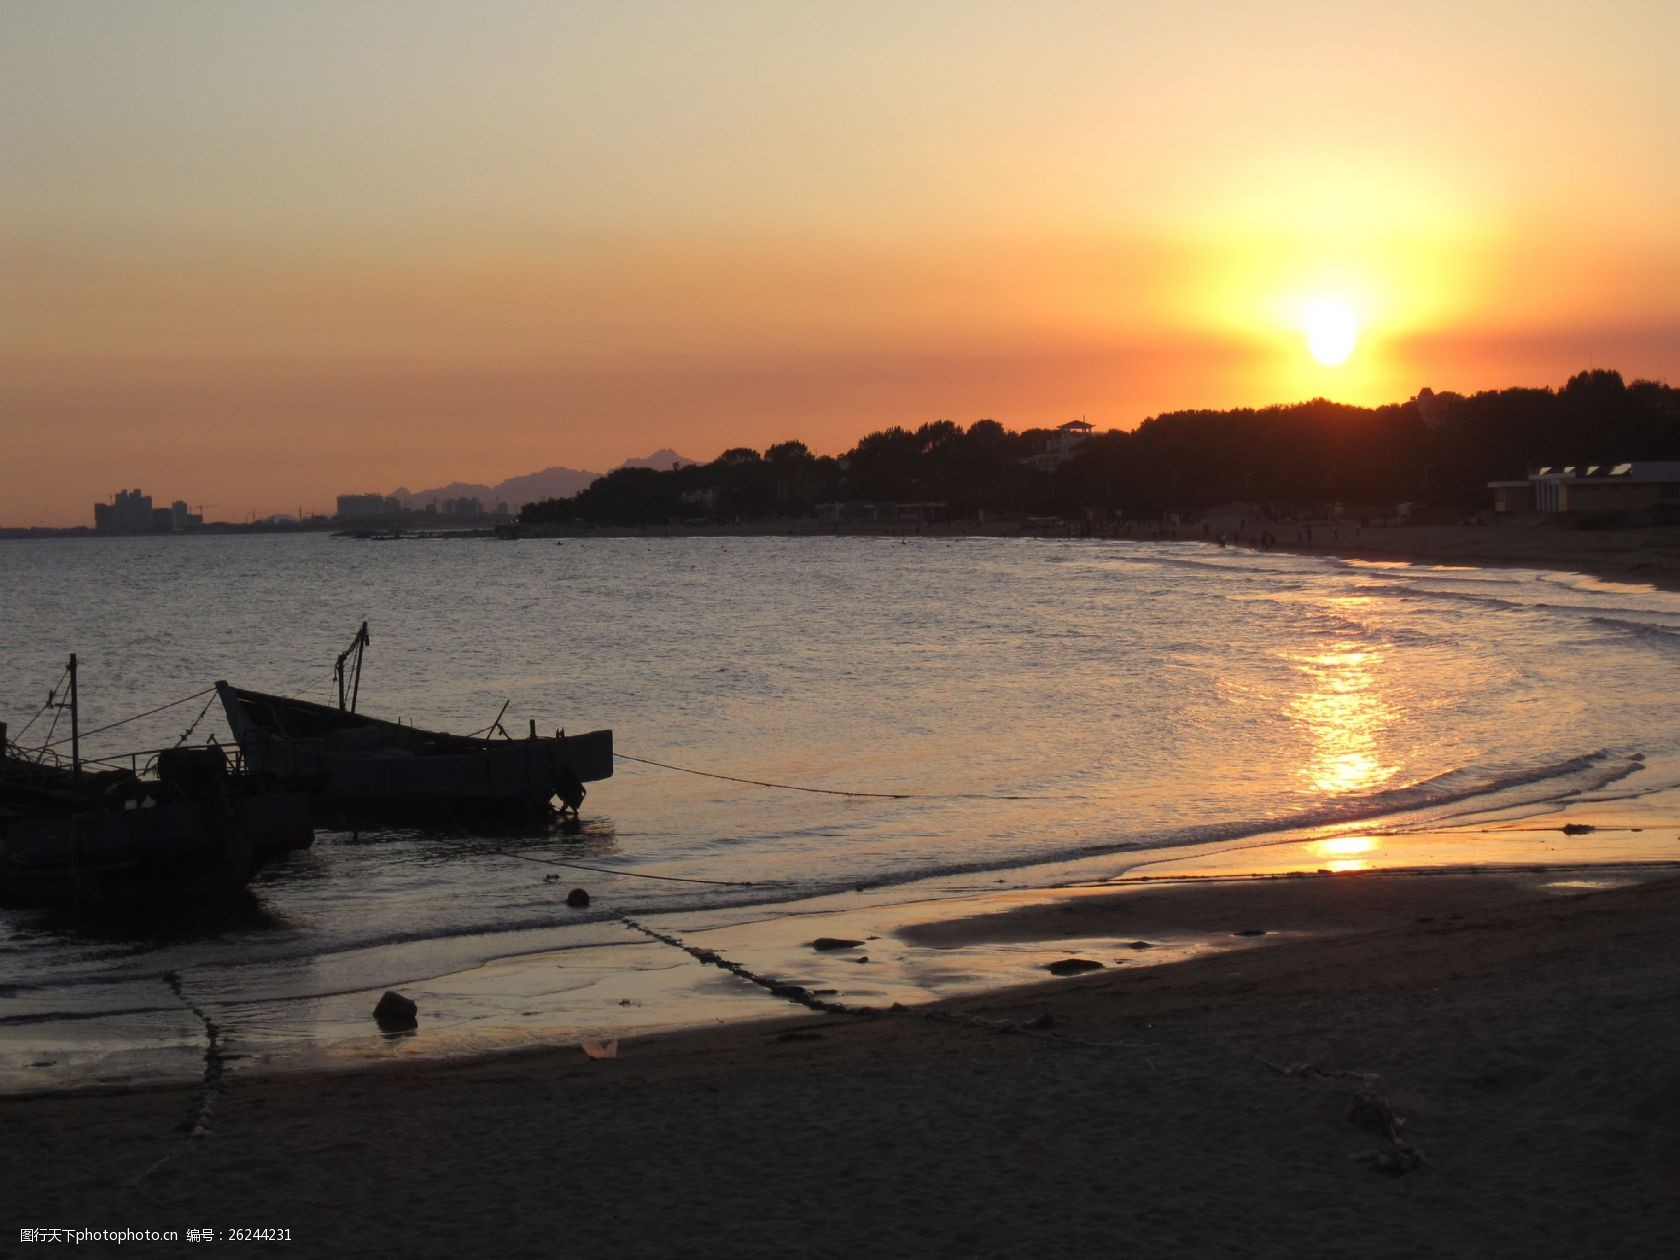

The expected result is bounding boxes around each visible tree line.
[521,370,1680,527]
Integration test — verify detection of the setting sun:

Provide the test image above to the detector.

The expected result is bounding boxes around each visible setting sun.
[1304,298,1358,366]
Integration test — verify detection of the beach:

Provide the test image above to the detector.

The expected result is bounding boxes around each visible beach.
[1268,521,1680,593]
[6,531,1680,1257]
[6,868,1679,1258]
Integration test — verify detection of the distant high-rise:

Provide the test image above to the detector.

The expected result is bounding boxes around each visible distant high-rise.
[93,487,156,533]
[335,493,402,520]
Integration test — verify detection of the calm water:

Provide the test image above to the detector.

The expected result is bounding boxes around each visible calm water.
[4,533,1680,1083]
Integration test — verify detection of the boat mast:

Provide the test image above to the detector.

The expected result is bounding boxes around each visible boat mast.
[68,653,81,785]
[335,622,371,713]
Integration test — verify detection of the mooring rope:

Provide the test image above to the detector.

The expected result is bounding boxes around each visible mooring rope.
[615,751,1072,802]
[172,694,218,748]
[39,686,218,751]
[9,663,69,743]
[432,806,780,888]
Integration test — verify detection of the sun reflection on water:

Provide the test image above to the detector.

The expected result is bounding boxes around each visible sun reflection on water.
[1288,642,1397,795]
[1311,835,1377,871]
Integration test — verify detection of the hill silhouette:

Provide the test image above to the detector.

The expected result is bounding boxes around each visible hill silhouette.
[521,371,1680,526]
[394,451,699,509]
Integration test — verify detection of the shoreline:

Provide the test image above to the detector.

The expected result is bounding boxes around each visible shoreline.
[12,519,1680,595]
[7,869,1678,1255]
[9,792,1680,1099]
[541,518,1680,594]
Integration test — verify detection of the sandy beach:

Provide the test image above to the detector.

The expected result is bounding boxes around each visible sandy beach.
[1267,521,1680,592]
[5,863,1678,1258]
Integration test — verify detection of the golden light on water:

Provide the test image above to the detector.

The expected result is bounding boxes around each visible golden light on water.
[1288,641,1397,796]
[1310,835,1378,873]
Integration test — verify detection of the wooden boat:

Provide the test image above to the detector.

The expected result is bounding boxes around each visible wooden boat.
[216,682,612,818]
[0,787,311,906]
[213,624,612,819]
[1,658,314,906]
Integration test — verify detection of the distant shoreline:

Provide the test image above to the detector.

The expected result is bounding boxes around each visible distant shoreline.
[527,516,1680,593]
[8,516,1680,593]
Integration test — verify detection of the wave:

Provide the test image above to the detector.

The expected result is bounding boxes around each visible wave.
[1585,616,1680,654]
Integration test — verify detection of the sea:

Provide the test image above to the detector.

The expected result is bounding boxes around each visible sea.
[4,532,1680,1088]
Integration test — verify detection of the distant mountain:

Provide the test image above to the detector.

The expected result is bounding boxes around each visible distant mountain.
[619,448,699,472]
[489,465,604,507]
[391,480,495,506]
[392,452,699,509]
[393,465,602,509]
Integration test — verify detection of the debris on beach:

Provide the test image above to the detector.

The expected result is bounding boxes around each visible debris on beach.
[1125,940,1154,950]
[1560,823,1595,835]
[1233,928,1268,937]
[580,1039,618,1060]
[1046,958,1104,976]
[810,937,864,951]
[373,990,419,1031]
[565,887,591,908]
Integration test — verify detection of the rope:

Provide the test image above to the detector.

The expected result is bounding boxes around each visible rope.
[40,687,217,750]
[432,805,778,888]
[41,692,65,750]
[173,695,218,748]
[615,751,1072,802]
[9,664,69,742]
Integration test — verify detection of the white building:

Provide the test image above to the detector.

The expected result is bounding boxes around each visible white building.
[1490,462,1680,518]
[1024,420,1095,472]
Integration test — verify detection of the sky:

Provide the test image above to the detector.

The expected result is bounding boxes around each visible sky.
[3,1,1679,525]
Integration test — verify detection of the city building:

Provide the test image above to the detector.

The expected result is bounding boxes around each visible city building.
[93,488,155,533]
[336,493,403,519]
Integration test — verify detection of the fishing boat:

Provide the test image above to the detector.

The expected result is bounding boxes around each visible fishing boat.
[214,624,613,820]
[1,657,314,906]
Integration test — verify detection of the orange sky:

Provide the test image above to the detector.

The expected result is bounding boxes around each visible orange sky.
[4,2,1679,525]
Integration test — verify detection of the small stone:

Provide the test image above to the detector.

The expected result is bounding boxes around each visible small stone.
[1233,928,1268,937]
[373,990,418,1030]
[1347,1090,1401,1133]
[1046,958,1104,976]
[565,887,590,908]
[810,937,865,952]
[1560,823,1594,835]
[1126,940,1154,950]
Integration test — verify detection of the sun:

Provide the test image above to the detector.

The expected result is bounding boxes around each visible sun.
[1303,297,1358,366]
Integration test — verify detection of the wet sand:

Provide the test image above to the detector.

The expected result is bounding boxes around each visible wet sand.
[6,868,1679,1258]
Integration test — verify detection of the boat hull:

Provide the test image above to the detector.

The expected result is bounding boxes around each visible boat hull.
[0,795,294,906]
[216,683,613,818]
